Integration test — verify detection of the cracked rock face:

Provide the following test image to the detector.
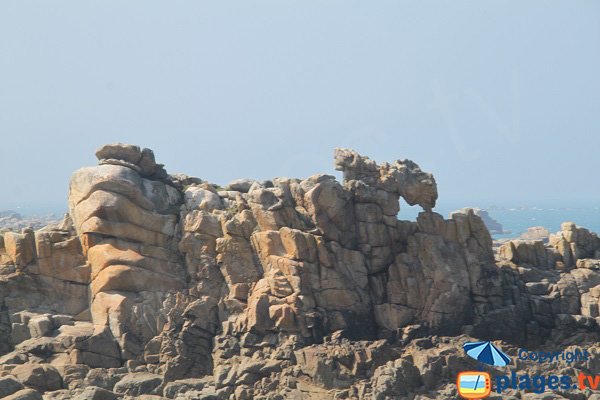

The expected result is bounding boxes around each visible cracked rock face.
[1,144,600,399]
[333,148,438,212]
[68,145,186,351]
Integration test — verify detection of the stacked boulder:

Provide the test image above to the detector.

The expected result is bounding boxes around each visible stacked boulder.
[496,223,600,344]
[0,144,599,399]
[68,144,186,365]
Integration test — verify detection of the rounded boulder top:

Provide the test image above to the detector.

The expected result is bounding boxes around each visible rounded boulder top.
[95,143,167,180]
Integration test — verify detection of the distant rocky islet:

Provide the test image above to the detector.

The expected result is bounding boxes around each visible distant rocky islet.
[0,211,61,233]
[0,144,599,399]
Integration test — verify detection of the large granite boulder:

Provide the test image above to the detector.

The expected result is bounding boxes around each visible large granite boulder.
[68,144,186,359]
[1,144,599,398]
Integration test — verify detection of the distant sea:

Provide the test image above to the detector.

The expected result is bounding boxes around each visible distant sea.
[400,202,600,239]
[1,205,66,218]
[4,202,600,240]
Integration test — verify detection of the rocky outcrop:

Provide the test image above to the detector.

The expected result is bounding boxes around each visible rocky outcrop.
[0,211,60,233]
[0,144,599,399]
[69,144,185,359]
[495,222,600,346]
[498,222,600,270]
[333,148,438,212]
[520,225,550,241]
[450,207,506,235]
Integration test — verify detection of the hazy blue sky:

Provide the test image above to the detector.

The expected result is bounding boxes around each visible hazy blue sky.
[1,1,598,213]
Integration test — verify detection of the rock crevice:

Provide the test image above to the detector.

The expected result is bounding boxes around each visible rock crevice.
[0,144,599,399]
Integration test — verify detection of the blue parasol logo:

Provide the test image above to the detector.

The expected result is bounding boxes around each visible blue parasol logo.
[463,341,511,367]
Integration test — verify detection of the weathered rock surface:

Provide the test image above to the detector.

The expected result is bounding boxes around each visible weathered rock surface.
[450,207,506,235]
[113,372,163,396]
[0,375,24,398]
[0,144,599,399]
[11,364,62,392]
[3,389,43,400]
[520,226,551,241]
[0,211,60,233]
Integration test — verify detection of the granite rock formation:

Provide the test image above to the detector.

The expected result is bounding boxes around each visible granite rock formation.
[0,144,598,399]
[450,207,506,235]
[0,211,60,233]
[520,226,551,242]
